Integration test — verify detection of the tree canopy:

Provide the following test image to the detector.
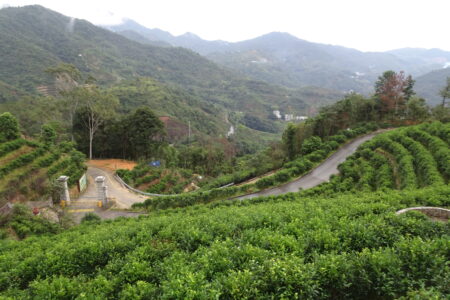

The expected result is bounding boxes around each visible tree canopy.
[0,112,20,142]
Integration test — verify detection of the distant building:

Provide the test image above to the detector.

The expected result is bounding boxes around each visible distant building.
[285,114,294,121]
[273,110,282,119]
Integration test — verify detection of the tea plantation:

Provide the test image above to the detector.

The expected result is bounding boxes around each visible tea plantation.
[0,123,448,299]
[310,122,449,195]
[0,138,86,205]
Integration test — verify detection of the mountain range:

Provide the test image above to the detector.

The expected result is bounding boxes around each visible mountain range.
[0,4,448,147]
[108,20,450,105]
[0,5,344,146]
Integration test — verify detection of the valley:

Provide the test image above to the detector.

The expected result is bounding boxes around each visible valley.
[0,4,449,299]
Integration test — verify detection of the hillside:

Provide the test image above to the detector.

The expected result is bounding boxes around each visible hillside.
[314,122,449,194]
[108,20,450,100]
[0,123,448,298]
[0,186,448,298]
[0,5,342,143]
[415,68,450,106]
[0,5,231,92]
[0,137,86,205]
[387,48,450,70]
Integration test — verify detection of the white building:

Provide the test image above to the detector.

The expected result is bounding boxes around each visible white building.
[285,114,294,121]
[273,110,282,119]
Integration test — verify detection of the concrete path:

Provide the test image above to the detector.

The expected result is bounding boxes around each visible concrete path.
[81,166,146,208]
[68,166,147,222]
[236,131,383,200]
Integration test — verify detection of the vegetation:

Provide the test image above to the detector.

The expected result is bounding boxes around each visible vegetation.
[302,122,449,197]
[0,112,20,142]
[440,76,450,107]
[0,5,331,152]
[132,123,376,210]
[0,114,86,205]
[0,184,448,298]
[117,165,202,195]
[0,204,60,240]
[0,5,449,299]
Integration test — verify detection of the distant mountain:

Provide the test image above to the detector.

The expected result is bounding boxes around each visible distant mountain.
[388,48,450,70]
[106,19,231,55]
[415,68,450,106]
[0,5,342,145]
[116,30,171,47]
[107,21,450,101]
[207,33,450,94]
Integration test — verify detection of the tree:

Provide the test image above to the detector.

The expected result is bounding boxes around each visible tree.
[0,112,20,142]
[406,96,429,122]
[46,64,97,141]
[439,77,450,107]
[40,124,57,146]
[375,71,415,119]
[125,107,165,159]
[282,123,297,160]
[301,136,322,155]
[75,88,119,159]
[403,75,416,101]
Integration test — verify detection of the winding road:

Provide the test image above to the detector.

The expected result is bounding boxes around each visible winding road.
[70,130,383,220]
[236,131,384,200]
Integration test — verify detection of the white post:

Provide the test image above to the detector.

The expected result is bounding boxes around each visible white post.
[102,185,108,207]
[95,176,106,203]
[95,176,109,207]
[57,176,70,205]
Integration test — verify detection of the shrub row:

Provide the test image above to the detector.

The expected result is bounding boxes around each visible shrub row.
[419,121,450,145]
[1,185,449,298]
[47,158,71,177]
[355,147,394,190]
[0,139,27,158]
[33,151,60,169]
[1,152,60,189]
[133,184,252,210]
[370,152,395,190]
[200,167,260,190]
[406,127,450,181]
[372,136,417,189]
[0,147,46,180]
[390,132,444,187]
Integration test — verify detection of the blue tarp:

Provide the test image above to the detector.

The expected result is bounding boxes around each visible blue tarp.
[149,160,161,167]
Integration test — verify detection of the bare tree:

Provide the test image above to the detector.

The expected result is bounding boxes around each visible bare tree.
[77,88,118,159]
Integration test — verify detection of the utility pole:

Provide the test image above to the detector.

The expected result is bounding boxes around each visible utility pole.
[188,121,191,144]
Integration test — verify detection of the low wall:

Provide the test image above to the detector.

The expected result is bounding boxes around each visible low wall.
[114,174,168,197]
[396,207,450,219]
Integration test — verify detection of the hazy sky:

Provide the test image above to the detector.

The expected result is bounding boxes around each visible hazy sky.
[1,0,449,52]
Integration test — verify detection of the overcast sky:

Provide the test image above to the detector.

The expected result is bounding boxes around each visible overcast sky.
[1,0,449,52]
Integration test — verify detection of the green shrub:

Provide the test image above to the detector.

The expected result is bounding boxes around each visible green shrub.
[81,213,101,224]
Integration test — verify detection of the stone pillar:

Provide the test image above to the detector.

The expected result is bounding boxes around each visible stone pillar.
[102,185,108,207]
[57,176,70,205]
[95,176,107,205]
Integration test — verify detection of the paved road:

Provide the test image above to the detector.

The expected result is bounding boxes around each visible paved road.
[68,166,146,222]
[236,131,383,200]
[79,166,147,208]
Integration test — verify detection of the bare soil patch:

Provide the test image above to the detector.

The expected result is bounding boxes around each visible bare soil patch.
[88,159,137,171]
